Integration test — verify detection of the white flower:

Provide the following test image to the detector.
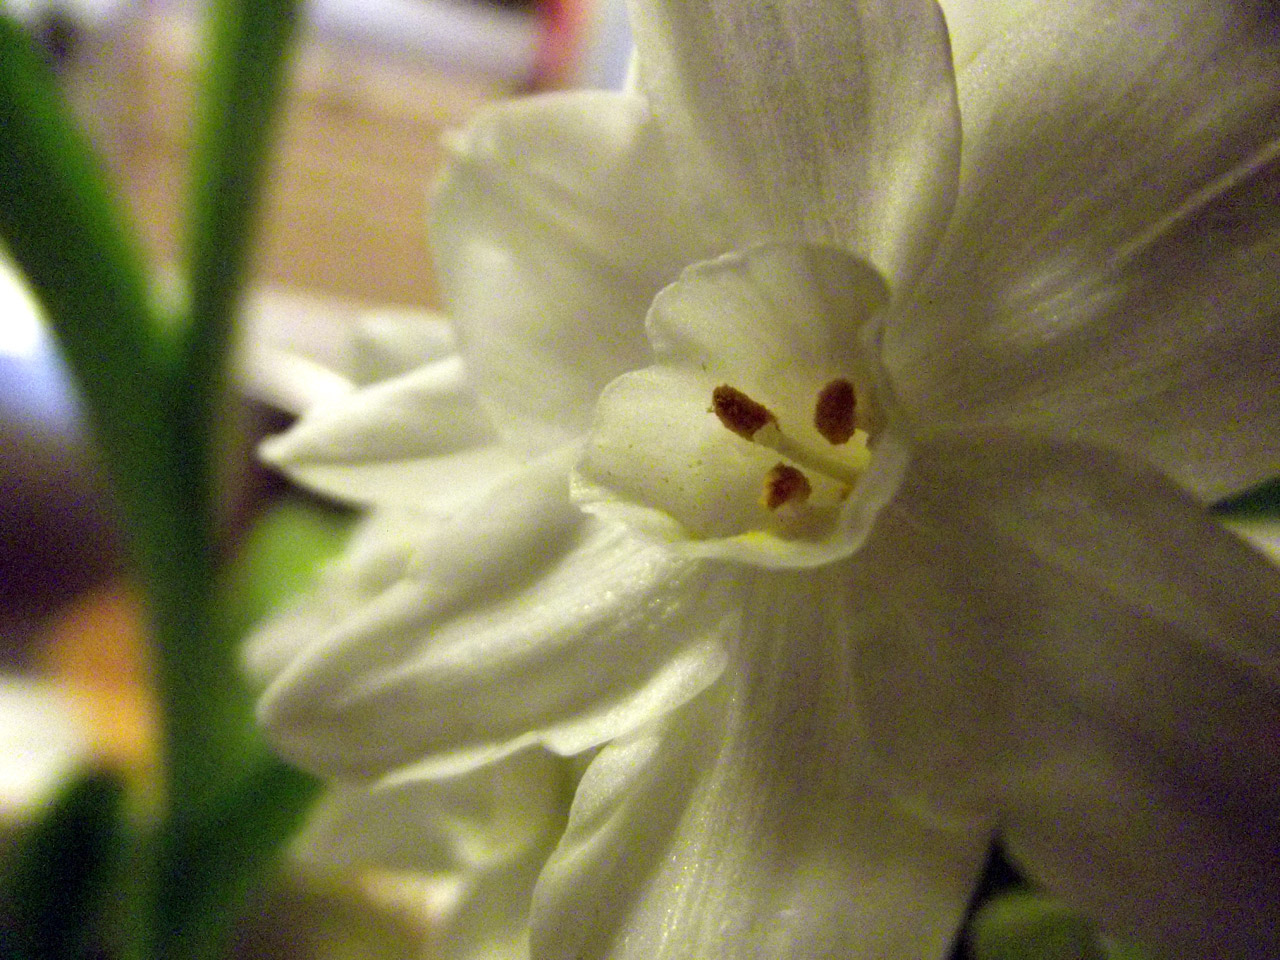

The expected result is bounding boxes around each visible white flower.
[242,309,591,960]
[248,89,744,780]
[249,0,1280,957]
[291,748,570,960]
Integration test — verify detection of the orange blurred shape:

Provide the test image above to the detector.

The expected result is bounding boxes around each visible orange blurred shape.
[39,581,159,786]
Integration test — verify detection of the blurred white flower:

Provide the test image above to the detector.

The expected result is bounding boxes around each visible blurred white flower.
[241,307,581,960]
[248,0,1280,957]
[292,747,570,960]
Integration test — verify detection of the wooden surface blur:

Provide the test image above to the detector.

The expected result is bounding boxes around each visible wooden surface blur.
[81,8,509,308]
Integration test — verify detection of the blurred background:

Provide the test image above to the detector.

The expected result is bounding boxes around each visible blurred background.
[0,0,629,949]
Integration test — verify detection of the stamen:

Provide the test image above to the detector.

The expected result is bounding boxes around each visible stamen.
[814,379,856,445]
[710,383,865,486]
[712,385,777,439]
[761,463,811,510]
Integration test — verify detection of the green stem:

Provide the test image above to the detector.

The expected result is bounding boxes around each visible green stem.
[179,0,302,526]
[154,0,302,816]
[1214,475,1280,518]
[157,754,319,960]
[0,7,254,826]
[143,504,253,818]
[0,771,132,960]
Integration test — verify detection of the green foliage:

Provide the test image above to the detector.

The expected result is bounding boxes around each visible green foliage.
[180,0,305,532]
[0,771,131,960]
[1214,475,1280,518]
[967,891,1156,960]
[221,495,356,641]
[157,756,319,960]
[0,13,167,530]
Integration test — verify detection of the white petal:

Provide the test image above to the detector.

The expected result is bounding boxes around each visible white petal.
[240,347,353,418]
[347,309,459,385]
[431,775,566,960]
[244,507,438,687]
[431,847,543,960]
[934,0,1035,69]
[644,245,888,421]
[275,445,535,519]
[256,446,734,781]
[850,432,1280,957]
[575,364,778,543]
[240,303,455,416]
[533,645,990,960]
[432,91,730,441]
[629,0,960,289]
[259,359,517,513]
[1225,515,1280,567]
[0,679,92,820]
[296,751,568,960]
[576,244,906,568]
[263,357,487,463]
[888,3,1280,500]
[237,287,365,414]
[293,749,565,876]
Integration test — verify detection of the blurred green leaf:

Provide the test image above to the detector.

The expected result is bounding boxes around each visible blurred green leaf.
[158,753,319,960]
[221,494,356,640]
[1214,475,1280,519]
[969,891,1105,960]
[0,770,132,960]
[1100,942,1155,960]
[967,891,1155,960]
[4,7,324,960]
[152,0,302,823]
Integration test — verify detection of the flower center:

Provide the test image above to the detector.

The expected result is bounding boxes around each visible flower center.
[710,379,874,517]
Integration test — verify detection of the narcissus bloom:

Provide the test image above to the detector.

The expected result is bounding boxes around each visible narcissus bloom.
[249,0,1280,957]
[290,747,570,960]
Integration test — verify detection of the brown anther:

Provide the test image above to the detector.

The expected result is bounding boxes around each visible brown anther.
[712,385,777,440]
[814,379,857,445]
[760,463,811,510]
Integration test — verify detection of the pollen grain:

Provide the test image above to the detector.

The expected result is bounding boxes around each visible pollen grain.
[761,463,811,510]
[814,379,857,445]
[712,385,777,440]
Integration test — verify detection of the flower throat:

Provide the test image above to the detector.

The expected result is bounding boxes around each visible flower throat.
[710,378,873,515]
